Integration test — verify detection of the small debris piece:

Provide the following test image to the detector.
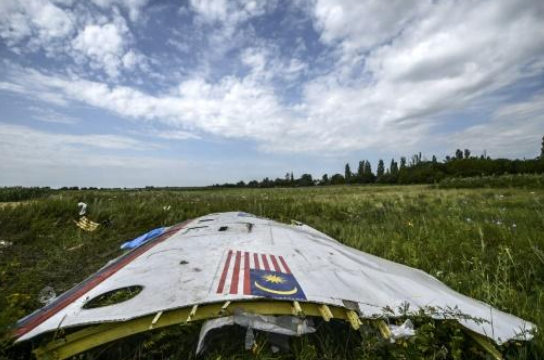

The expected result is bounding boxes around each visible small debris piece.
[244,327,255,350]
[0,240,13,248]
[75,216,99,232]
[389,319,416,341]
[77,202,87,216]
[66,243,84,252]
[38,286,57,305]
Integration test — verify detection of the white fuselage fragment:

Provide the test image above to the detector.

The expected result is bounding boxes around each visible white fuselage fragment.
[16,212,535,344]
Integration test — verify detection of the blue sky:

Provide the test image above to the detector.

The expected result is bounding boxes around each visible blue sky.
[1,0,544,187]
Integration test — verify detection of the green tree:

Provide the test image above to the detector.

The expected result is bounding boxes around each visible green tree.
[298,174,314,187]
[357,161,365,177]
[400,157,407,169]
[541,136,544,159]
[390,159,399,174]
[411,153,421,166]
[345,163,352,182]
[330,173,345,185]
[455,149,463,159]
[320,174,329,185]
[464,149,471,159]
[364,161,372,174]
[356,161,375,183]
[377,159,385,177]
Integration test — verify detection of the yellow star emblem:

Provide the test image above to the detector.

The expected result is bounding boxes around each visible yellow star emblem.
[262,274,285,284]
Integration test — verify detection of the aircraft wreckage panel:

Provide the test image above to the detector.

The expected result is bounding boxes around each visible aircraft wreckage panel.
[15,212,534,344]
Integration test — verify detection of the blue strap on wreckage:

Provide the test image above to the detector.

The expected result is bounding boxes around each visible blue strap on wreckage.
[120,227,167,250]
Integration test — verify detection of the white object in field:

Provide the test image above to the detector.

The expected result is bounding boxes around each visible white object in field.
[389,319,416,341]
[77,202,87,216]
[14,212,535,345]
[37,286,57,306]
[0,240,13,248]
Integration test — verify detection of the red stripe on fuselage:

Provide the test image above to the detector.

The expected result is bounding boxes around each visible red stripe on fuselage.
[243,252,251,295]
[270,255,281,272]
[229,251,242,294]
[261,254,270,271]
[216,250,233,293]
[253,253,260,270]
[279,256,291,274]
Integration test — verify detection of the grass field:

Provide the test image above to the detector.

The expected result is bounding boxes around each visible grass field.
[0,184,543,359]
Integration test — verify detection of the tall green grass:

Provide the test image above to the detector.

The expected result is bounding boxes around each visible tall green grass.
[437,174,544,189]
[0,187,51,202]
[0,185,542,359]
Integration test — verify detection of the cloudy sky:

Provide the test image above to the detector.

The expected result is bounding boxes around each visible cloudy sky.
[1,0,544,187]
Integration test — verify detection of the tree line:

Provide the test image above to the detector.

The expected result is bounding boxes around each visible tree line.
[212,136,544,188]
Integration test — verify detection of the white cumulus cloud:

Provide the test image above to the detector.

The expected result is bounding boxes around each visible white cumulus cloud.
[1,0,544,158]
[0,0,148,79]
[90,0,149,22]
[0,0,74,49]
[71,18,128,78]
[312,0,428,54]
[190,0,269,26]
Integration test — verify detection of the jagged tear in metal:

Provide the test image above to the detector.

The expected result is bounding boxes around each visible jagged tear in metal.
[12,212,535,359]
